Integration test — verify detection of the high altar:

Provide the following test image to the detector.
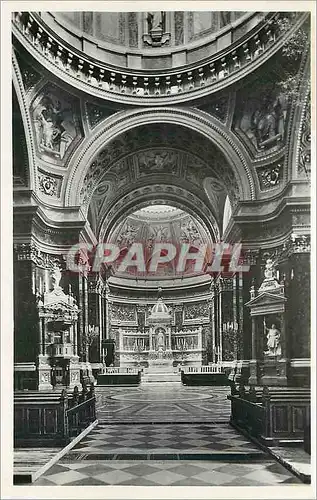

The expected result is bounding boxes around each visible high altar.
[118,297,203,369]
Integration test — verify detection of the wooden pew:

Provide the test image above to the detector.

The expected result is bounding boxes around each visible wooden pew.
[228,385,311,446]
[14,384,96,447]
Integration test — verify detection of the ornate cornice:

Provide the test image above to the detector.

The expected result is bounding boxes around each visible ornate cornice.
[12,12,308,106]
[13,242,64,269]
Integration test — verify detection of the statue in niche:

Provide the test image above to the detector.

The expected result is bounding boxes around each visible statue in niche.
[156,328,165,350]
[144,11,169,46]
[264,319,281,356]
[51,264,62,290]
[147,12,164,32]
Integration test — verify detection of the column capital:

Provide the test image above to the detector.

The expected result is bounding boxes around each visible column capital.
[14,242,64,269]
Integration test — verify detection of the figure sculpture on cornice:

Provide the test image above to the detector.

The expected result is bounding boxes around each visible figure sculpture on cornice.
[264,258,277,280]
[147,11,164,32]
[51,263,62,290]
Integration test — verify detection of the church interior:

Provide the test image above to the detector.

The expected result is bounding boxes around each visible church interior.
[11,9,312,491]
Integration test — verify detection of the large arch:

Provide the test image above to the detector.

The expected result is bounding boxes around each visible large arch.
[97,184,220,244]
[12,51,37,192]
[63,107,256,207]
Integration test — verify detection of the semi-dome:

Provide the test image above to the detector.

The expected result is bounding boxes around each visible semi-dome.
[108,204,213,280]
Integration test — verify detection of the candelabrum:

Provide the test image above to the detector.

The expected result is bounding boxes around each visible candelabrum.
[221,321,239,361]
[83,325,99,362]
[222,321,239,334]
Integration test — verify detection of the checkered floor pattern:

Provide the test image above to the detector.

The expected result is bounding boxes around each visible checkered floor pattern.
[33,459,301,486]
[65,423,262,455]
[30,386,302,486]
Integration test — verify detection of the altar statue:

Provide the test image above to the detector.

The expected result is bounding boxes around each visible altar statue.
[156,328,165,350]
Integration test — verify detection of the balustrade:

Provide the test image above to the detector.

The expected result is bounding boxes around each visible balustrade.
[12,12,306,102]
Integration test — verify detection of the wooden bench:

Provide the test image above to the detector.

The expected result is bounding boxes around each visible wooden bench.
[14,385,96,447]
[228,385,311,446]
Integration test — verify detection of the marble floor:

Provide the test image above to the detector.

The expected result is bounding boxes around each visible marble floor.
[95,383,232,422]
[31,383,303,487]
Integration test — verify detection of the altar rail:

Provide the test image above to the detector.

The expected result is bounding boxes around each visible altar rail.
[102,367,140,375]
[228,385,311,445]
[182,364,224,374]
[97,368,141,386]
[14,385,96,447]
[181,364,231,386]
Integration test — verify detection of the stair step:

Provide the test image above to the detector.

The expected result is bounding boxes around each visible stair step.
[142,373,180,383]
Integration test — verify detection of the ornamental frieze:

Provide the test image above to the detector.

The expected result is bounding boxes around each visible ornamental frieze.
[184,302,209,320]
[297,97,311,179]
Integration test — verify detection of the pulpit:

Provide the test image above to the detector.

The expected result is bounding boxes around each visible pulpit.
[245,259,288,386]
[37,264,80,390]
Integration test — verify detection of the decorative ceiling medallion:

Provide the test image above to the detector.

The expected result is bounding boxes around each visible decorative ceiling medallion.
[85,102,118,129]
[198,95,229,123]
[256,161,283,190]
[38,170,63,198]
[16,52,42,92]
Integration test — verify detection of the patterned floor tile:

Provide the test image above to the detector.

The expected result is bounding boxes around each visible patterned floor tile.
[93,470,136,484]
[243,469,291,484]
[65,477,108,486]
[192,469,235,485]
[142,469,186,485]
[44,469,87,485]
[29,386,303,487]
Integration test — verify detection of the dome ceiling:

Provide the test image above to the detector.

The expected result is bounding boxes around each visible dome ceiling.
[107,205,213,280]
[47,11,249,69]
